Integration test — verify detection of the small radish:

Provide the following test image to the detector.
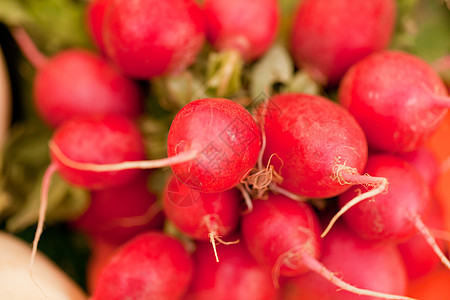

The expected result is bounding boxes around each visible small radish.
[184,241,279,300]
[49,115,147,190]
[163,174,240,262]
[290,0,396,85]
[282,222,408,300]
[338,50,450,153]
[86,0,112,53]
[166,97,261,192]
[92,232,193,300]
[337,154,450,270]
[241,194,413,300]
[253,93,386,202]
[202,0,279,96]
[204,0,279,62]
[102,0,205,79]
[12,28,143,128]
[72,172,164,245]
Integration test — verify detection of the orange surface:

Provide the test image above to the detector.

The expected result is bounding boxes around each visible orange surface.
[426,112,450,240]
[407,266,450,300]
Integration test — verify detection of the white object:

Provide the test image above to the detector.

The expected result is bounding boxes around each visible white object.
[0,231,87,300]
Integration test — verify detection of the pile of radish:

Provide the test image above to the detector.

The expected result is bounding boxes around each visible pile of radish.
[1,0,450,299]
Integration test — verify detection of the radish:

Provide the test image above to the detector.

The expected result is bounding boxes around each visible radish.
[12,28,143,128]
[202,0,279,96]
[92,231,193,300]
[165,97,260,192]
[241,194,414,299]
[337,154,450,270]
[163,174,240,262]
[204,0,279,62]
[49,115,147,190]
[72,171,164,245]
[253,93,386,202]
[282,222,408,300]
[290,0,396,85]
[184,241,279,300]
[338,50,450,153]
[102,0,205,79]
[86,0,112,53]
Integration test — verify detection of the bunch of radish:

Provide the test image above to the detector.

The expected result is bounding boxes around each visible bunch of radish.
[4,0,450,299]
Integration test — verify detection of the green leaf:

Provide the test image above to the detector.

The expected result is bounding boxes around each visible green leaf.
[6,172,89,233]
[249,43,294,99]
[282,70,322,95]
[204,49,243,98]
[0,0,93,55]
[0,0,32,25]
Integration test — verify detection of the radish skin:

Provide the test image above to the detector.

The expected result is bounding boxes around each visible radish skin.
[163,174,240,262]
[339,50,450,153]
[290,0,396,85]
[92,232,193,300]
[282,223,409,300]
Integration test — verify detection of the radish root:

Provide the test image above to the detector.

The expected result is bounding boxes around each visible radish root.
[12,27,48,69]
[202,215,239,262]
[412,214,450,271]
[30,163,58,296]
[301,251,417,300]
[107,202,162,229]
[49,140,198,171]
[322,159,388,238]
[240,97,306,205]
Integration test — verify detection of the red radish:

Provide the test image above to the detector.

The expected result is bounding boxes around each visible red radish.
[34,50,143,127]
[241,194,413,300]
[202,0,279,97]
[338,50,450,153]
[397,146,440,190]
[73,172,164,244]
[282,223,408,300]
[166,98,260,192]
[163,174,240,262]
[184,241,279,300]
[337,154,450,270]
[92,232,193,300]
[86,0,112,53]
[398,200,446,280]
[49,114,147,190]
[102,0,205,79]
[290,0,396,85]
[12,28,143,128]
[204,0,279,62]
[255,93,386,200]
